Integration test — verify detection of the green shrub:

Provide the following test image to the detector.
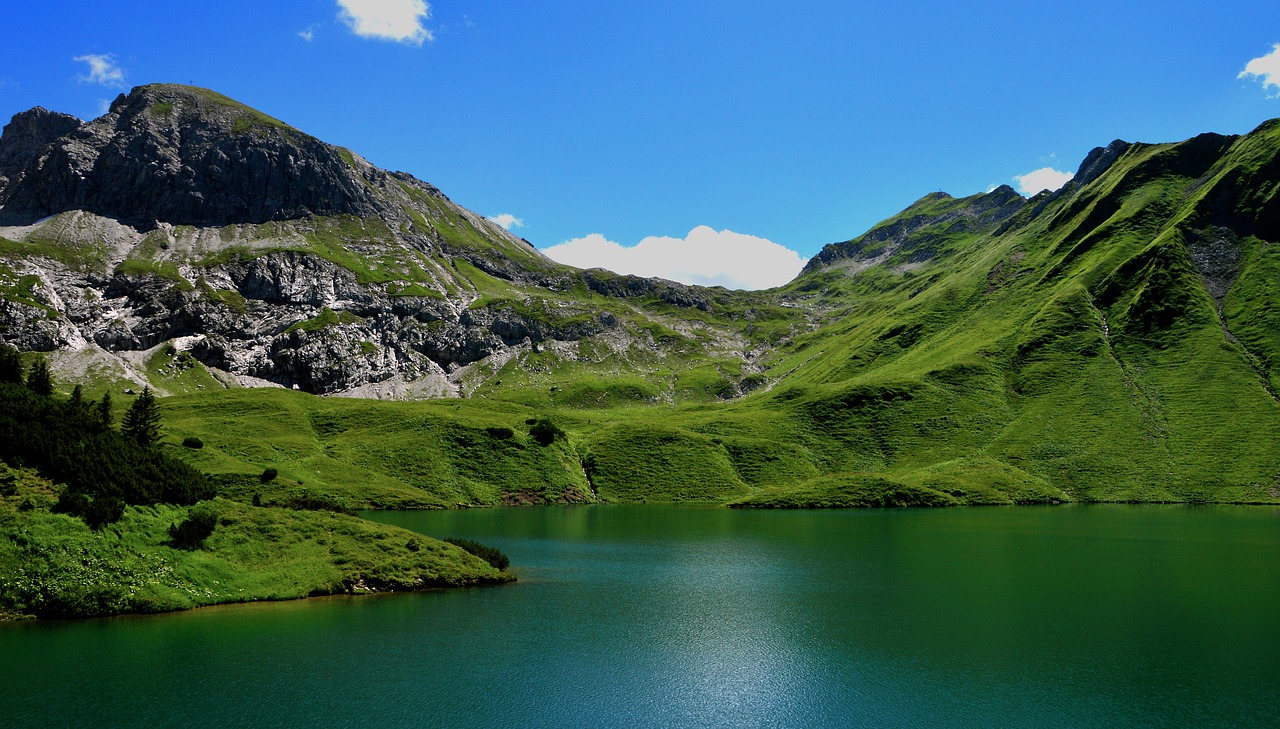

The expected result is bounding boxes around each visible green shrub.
[169,506,217,550]
[0,345,21,384]
[444,538,510,570]
[260,467,278,483]
[528,417,564,447]
[277,492,354,515]
[84,497,125,530]
[182,436,204,449]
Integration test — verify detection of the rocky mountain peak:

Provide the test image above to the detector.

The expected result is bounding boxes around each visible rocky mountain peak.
[0,106,83,184]
[109,84,300,129]
[0,84,390,227]
[800,184,1027,276]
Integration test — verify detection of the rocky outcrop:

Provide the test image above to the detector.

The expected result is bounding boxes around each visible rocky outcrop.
[0,107,83,188]
[582,270,713,311]
[0,85,763,397]
[1068,139,1132,191]
[0,85,392,227]
[0,242,703,395]
[802,185,1027,275]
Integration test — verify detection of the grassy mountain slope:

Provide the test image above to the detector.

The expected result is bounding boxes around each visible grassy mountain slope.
[142,117,1280,510]
[3,84,1279,509]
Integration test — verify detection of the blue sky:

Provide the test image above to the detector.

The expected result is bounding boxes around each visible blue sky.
[2,1,1278,288]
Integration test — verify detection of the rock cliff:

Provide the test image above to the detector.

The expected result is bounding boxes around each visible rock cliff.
[0,85,766,398]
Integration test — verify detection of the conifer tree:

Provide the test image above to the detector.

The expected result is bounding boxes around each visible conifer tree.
[0,345,21,384]
[69,384,85,411]
[97,392,114,429]
[122,387,161,448]
[24,358,53,396]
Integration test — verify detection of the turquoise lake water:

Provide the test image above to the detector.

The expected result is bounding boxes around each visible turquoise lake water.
[3,504,1279,727]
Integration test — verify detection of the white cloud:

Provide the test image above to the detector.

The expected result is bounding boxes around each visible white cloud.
[298,26,317,42]
[336,0,432,45]
[1013,167,1074,195]
[96,99,111,116]
[1240,44,1280,96]
[488,213,524,231]
[73,54,125,87]
[541,226,808,291]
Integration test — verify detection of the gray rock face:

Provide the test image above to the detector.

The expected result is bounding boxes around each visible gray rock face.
[0,85,753,397]
[0,107,83,187]
[0,244,713,395]
[0,85,390,227]
[582,270,713,311]
[1071,140,1132,190]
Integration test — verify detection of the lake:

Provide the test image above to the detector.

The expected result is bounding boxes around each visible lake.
[3,504,1279,727]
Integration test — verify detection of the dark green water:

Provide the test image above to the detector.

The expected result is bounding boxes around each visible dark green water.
[3,505,1280,727]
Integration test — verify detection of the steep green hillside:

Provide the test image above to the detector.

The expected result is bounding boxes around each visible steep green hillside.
[3,84,1279,509]
[142,119,1280,509]
[735,121,1280,506]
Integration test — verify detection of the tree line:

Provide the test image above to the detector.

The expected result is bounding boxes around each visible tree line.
[0,346,213,528]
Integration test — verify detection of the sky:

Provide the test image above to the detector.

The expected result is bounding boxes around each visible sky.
[1,1,1278,289]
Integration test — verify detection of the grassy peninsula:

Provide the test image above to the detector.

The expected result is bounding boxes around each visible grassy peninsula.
[0,366,511,621]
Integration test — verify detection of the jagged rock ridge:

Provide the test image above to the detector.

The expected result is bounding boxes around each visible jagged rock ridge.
[0,85,392,227]
[0,85,764,398]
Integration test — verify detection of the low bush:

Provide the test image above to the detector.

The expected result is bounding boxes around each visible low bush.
[528,417,564,447]
[169,506,217,549]
[444,537,510,570]
[277,492,354,515]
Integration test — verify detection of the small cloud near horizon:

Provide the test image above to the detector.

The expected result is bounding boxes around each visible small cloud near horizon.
[336,0,432,45]
[1240,44,1280,96]
[298,25,318,42]
[541,226,807,291]
[73,54,125,88]
[1013,167,1074,195]
[487,213,525,231]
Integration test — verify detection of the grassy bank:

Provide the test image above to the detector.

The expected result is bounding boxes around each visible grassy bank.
[0,467,511,620]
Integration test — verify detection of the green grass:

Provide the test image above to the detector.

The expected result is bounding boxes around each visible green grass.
[388,282,444,298]
[0,265,56,315]
[0,483,511,619]
[286,307,365,334]
[0,225,110,272]
[727,473,956,509]
[197,278,249,313]
[160,389,592,508]
[145,346,226,395]
[115,258,193,288]
[12,114,1280,513]
[137,84,306,139]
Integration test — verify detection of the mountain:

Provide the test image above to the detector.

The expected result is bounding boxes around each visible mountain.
[2,84,1280,508]
[750,120,1280,505]
[0,84,774,399]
